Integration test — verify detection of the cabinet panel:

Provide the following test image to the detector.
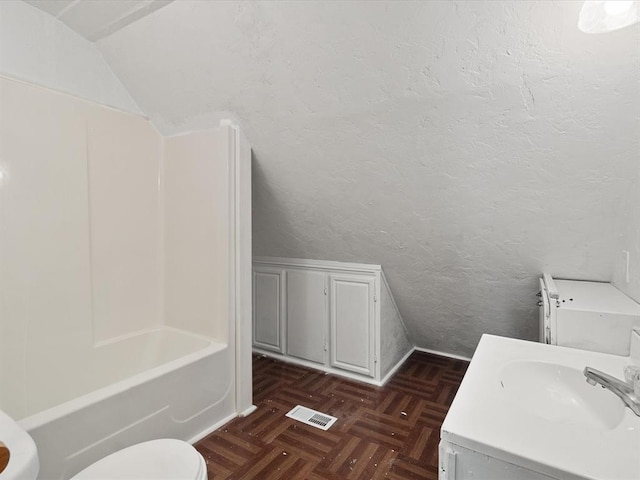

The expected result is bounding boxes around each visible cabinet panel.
[253,268,285,353]
[330,275,375,376]
[286,269,327,364]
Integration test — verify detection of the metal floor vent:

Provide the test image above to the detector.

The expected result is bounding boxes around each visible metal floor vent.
[286,405,337,431]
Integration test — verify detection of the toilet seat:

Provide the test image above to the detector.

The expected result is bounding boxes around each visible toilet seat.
[70,439,207,480]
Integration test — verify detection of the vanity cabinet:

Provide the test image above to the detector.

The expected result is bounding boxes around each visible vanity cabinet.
[252,257,412,385]
[439,442,557,480]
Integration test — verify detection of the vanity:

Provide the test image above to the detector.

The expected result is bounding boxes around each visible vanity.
[439,335,640,480]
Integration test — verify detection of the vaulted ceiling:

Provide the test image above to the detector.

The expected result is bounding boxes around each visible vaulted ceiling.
[25,0,640,357]
[24,0,172,41]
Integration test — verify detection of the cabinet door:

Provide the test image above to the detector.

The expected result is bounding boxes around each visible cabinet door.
[253,267,285,353]
[286,269,327,364]
[330,274,375,376]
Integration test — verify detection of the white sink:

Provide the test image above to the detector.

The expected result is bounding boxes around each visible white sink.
[0,409,39,480]
[500,360,625,430]
[441,335,640,480]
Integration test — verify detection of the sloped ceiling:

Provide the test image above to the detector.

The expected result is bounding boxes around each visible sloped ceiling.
[92,1,639,357]
[24,0,173,41]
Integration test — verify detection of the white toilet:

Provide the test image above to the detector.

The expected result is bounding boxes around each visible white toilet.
[0,409,207,480]
[70,439,207,480]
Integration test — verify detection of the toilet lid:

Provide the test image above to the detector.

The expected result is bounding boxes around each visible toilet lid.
[71,439,206,480]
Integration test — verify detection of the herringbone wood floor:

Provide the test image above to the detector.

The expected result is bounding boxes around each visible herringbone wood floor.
[195,352,468,479]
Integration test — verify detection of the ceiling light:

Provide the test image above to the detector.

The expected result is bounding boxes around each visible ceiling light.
[578,1,640,33]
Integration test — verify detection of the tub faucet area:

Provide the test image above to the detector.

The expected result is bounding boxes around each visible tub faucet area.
[583,367,640,417]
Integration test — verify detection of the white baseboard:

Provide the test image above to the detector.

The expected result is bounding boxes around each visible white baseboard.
[379,347,415,386]
[252,346,470,392]
[239,405,257,417]
[414,346,471,362]
[253,348,384,386]
[187,412,237,445]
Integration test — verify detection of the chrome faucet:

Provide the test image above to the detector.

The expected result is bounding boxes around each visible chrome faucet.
[583,367,640,417]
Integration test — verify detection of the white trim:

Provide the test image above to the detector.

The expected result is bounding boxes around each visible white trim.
[379,347,415,386]
[239,405,257,417]
[186,412,237,445]
[256,347,469,388]
[253,348,384,386]
[414,346,472,362]
[157,135,166,336]
[225,125,239,417]
[254,256,381,274]
[542,273,559,299]
[228,123,254,416]
[374,271,382,380]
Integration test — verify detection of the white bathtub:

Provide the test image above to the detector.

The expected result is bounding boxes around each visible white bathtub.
[15,327,236,480]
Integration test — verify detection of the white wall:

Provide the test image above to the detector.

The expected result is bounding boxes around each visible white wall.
[0,0,141,114]
[96,1,640,357]
[380,275,412,378]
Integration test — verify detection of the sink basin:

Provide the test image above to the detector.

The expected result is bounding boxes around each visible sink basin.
[500,360,625,430]
[442,335,640,480]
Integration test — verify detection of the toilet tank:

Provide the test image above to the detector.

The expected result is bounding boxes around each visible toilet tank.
[540,275,640,356]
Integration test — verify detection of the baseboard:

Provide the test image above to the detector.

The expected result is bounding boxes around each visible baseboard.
[252,346,470,390]
[379,347,415,386]
[239,405,257,417]
[414,346,472,362]
[187,411,237,445]
[253,348,384,387]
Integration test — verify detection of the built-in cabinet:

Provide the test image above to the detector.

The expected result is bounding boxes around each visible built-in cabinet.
[330,274,375,376]
[252,267,285,353]
[253,257,412,385]
[286,269,328,365]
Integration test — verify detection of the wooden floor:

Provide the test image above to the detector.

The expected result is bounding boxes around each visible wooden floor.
[195,352,468,479]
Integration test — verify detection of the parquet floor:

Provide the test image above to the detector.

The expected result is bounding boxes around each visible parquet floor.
[195,352,468,479]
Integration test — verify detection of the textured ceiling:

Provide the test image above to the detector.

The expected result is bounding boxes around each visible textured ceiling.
[95,1,640,357]
[24,0,173,41]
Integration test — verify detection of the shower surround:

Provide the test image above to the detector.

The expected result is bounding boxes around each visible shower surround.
[0,76,253,479]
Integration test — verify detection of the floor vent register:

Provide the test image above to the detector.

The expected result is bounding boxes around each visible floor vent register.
[285,405,337,431]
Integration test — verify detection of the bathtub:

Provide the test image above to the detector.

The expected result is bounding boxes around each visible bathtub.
[15,327,236,480]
